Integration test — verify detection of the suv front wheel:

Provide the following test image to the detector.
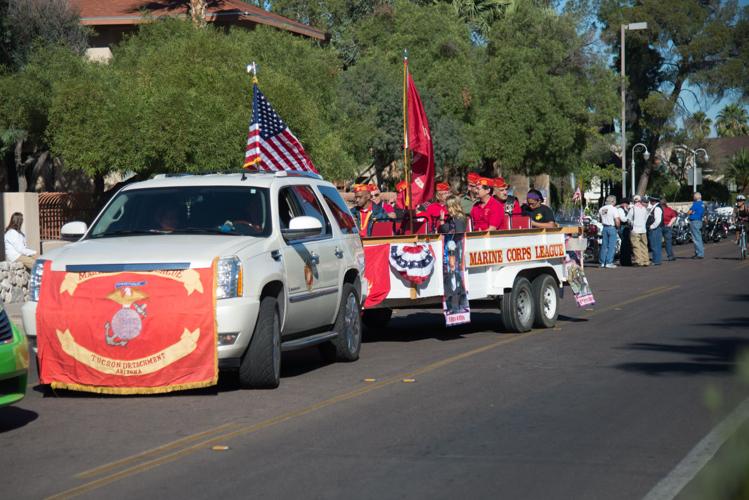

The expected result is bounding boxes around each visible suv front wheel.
[239,295,281,389]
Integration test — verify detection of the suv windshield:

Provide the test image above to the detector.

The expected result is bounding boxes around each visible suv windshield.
[88,186,272,239]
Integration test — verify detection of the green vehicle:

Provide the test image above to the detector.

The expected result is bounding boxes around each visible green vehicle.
[0,305,28,407]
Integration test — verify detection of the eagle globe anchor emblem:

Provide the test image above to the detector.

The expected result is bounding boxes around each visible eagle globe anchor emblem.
[104,286,148,347]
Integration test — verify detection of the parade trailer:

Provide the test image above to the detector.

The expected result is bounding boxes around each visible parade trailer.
[360,226,590,332]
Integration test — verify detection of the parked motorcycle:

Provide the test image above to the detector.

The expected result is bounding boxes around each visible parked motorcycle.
[671,212,691,245]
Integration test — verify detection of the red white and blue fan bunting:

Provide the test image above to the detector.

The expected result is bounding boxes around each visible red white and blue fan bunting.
[389,243,435,285]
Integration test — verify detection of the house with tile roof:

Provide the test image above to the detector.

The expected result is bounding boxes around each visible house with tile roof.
[71,0,327,62]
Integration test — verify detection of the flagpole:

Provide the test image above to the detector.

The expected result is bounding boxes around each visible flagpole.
[402,49,413,234]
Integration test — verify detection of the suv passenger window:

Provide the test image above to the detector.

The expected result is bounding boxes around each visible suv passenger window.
[290,185,331,236]
[278,187,303,230]
[318,186,357,235]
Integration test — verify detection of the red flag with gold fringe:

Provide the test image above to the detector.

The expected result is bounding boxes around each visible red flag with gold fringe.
[36,262,217,394]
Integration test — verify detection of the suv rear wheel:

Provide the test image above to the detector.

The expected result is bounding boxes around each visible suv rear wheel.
[239,296,281,389]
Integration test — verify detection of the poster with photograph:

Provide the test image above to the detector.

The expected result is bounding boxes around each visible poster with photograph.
[442,234,470,326]
[563,248,595,307]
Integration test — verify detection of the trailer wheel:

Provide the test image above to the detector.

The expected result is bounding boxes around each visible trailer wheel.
[501,277,535,333]
[362,308,392,329]
[531,274,559,328]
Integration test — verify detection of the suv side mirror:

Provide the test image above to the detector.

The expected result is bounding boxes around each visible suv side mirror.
[282,216,322,241]
[60,221,88,241]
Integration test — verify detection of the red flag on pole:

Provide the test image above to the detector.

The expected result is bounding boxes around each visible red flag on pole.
[406,71,434,208]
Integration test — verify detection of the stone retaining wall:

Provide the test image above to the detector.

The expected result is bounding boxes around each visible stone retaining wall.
[1,261,30,304]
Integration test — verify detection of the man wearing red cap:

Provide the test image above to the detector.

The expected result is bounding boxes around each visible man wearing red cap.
[426,182,451,228]
[470,177,503,231]
[351,184,390,237]
[493,177,521,229]
[368,183,395,215]
[461,172,480,214]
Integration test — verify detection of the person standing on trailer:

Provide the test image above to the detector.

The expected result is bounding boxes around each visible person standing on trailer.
[369,184,395,216]
[493,177,521,228]
[351,184,390,237]
[470,177,503,231]
[520,189,557,229]
[426,182,451,231]
[461,172,480,214]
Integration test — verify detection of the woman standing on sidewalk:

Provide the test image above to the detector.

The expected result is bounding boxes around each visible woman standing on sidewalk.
[4,212,36,270]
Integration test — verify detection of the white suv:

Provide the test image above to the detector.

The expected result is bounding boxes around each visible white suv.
[23,172,367,389]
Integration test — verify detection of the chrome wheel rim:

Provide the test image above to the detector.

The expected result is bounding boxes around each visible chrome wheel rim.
[543,285,557,319]
[516,289,532,325]
[343,293,360,353]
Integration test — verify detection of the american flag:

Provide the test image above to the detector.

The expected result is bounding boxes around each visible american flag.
[243,84,318,173]
[572,186,582,203]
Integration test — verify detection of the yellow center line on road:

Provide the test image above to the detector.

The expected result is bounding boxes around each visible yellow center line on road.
[48,283,682,500]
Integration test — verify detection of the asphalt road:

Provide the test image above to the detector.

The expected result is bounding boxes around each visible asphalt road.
[2,239,748,500]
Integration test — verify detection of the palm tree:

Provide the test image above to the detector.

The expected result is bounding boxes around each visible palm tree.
[716,103,749,138]
[686,111,712,139]
[728,149,749,194]
[422,0,514,36]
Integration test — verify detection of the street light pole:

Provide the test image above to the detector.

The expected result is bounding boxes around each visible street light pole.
[675,145,709,193]
[620,21,648,200]
[631,143,650,197]
[620,24,626,200]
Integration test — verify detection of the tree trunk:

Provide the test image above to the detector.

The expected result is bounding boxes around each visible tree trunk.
[4,147,18,192]
[636,78,685,195]
[25,150,49,192]
[189,0,208,28]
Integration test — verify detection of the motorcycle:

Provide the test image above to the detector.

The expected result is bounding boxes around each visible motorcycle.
[583,217,600,263]
[671,212,692,245]
[702,212,724,243]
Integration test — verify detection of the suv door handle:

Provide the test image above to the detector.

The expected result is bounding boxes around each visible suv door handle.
[334,247,344,259]
[309,251,320,265]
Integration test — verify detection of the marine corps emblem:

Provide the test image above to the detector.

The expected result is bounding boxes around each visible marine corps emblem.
[304,262,314,291]
[104,283,148,347]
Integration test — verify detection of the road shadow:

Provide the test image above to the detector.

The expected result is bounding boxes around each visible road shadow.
[725,294,749,303]
[557,314,589,323]
[615,335,749,377]
[32,348,334,397]
[0,406,38,432]
[363,310,510,343]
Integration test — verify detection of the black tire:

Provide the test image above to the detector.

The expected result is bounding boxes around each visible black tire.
[500,277,535,333]
[239,295,281,389]
[362,308,392,329]
[531,274,559,329]
[324,283,362,362]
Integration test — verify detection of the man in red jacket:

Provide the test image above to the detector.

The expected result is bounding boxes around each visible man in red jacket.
[661,198,678,262]
[470,177,503,231]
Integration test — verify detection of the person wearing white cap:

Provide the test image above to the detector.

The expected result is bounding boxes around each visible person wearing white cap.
[735,194,748,245]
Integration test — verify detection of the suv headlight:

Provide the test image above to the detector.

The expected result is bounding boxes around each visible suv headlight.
[29,259,46,302]
[216,256,242,299]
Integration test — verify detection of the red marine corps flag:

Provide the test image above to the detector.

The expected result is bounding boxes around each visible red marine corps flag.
[404,53,435,208]
[243,63,318,174]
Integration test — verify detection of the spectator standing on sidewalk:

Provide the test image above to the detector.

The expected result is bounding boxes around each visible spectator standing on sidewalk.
[647,196,664,265]
[688,192,705,259]
[617,198,632,266]
[630,195,650,266]
[4,212,36,270]
[598,195,620,268]
[661,198,678,261]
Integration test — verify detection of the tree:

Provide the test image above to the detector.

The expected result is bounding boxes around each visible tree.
[0,0,88,70]
[716,103,749,138]
[728,148,749,194]
[47,20,356,185]
[599,0,749,195]
[685,111,712,142]
[476,1,618,177]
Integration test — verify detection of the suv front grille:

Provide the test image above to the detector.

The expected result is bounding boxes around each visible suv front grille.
[0,309,13,344]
